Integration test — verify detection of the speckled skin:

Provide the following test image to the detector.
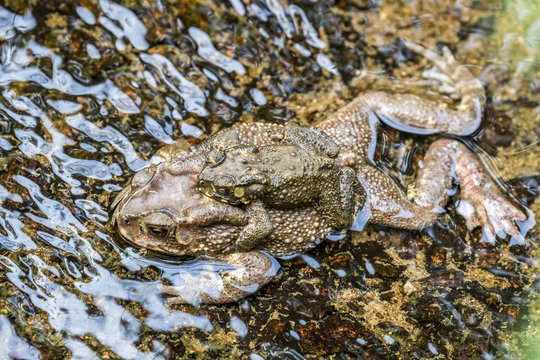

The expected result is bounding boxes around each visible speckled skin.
[197,124,358,251]
[112,42,526,304]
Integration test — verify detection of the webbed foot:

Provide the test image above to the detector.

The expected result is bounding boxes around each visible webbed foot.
[456,184,527,245]
[403,40,484,135]
[422,66,459,99]
[403,40,478,91]
[451,145,528,244]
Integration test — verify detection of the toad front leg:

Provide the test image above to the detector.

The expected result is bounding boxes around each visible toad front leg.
[318,167,360,230]
[234,201,274,252]
[162,251,280,305]
[188,201,273,253]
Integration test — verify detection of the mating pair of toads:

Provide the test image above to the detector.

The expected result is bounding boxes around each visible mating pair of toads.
[112,42,527,305]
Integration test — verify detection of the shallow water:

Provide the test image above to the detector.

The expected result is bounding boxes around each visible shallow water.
[0,0,538,359]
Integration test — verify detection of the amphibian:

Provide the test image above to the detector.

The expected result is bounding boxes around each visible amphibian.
[197,124,358,252]
[112,41,527,304]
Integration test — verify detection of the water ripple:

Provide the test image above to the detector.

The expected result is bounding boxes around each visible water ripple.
[0,41,139,114]
[188,27,246,75]
[74,199,109,224]
[66,114,147,172]
[14,175,87,234]
[1,255,165,360]
[75,6,96,25]
[0,6,35,41]
[15,128,113,193]
[0,185,36,251]
[288,5,326,49]
[140,53,208,116]
[144,115,174,144]
[99,0,149,51]
[76,264,214,332]
[0,316,41,360]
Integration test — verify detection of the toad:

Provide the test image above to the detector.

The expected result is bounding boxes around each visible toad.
[112,41,527,304]
[197,124,359,252]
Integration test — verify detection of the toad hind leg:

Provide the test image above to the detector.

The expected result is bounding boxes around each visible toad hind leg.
[319,167,359,230]
[361,41,485,136]
[361,139,527,243]
[416,139,527,243]
[317,45,486,167]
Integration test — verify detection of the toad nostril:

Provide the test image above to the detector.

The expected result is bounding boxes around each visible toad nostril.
[117,215,129,226]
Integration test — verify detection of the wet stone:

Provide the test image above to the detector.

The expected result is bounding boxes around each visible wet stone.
[297,314,371,356]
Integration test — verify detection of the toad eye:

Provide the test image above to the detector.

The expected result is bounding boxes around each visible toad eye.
[142,212,175,238]
[145,225,171,237]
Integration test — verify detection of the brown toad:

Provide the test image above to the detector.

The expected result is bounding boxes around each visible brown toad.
[112,42,527,304]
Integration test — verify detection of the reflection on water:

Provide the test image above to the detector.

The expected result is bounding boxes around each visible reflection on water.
[0,0,538,359]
